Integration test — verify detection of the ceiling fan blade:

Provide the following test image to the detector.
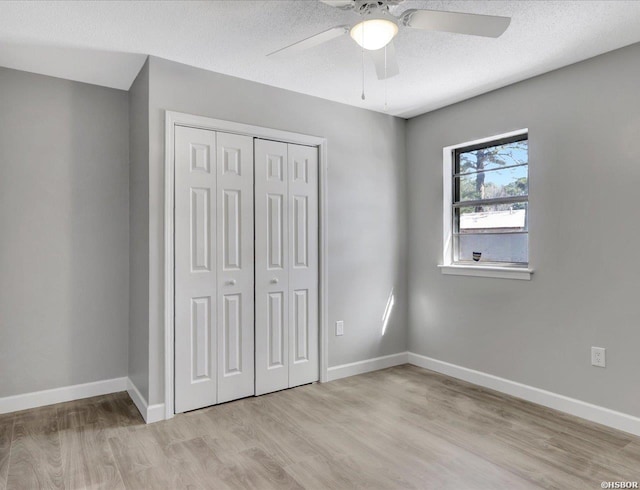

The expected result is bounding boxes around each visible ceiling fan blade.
[267,25,349,57]
[370,41,400,80]
[319,0,354,10]
[402,9,510,38]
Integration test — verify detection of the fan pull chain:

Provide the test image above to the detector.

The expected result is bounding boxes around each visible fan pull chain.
[361,46,365,100]
[384,44,388,111]
[361,22,365,100]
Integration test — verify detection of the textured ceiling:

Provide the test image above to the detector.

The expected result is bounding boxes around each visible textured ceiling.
[1,1,639,117]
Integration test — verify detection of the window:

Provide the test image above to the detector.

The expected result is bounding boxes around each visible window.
[441,130,532,280]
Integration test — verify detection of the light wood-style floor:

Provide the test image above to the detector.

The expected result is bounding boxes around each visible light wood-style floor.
[1,365,638,489]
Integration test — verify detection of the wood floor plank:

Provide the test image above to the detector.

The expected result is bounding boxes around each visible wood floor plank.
[6,407,64,490]
[240,399,336,464]
[238,447,303,489]
[200,401,295,467]
[161,437,232,490]
[591,440,640,483]
[145,409,207,450]
[285,454,392,490]
[108,434,178,490]
[216,447,303,490]
[59,422,125,490]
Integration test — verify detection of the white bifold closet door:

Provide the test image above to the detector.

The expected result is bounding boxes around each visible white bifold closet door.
[254,139,319,395]
[174,126,254,413]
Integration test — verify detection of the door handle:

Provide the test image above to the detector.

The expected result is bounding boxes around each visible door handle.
[270,278,279,284]
[226,279,236,286]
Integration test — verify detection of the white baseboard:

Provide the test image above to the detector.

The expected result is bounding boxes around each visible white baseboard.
[146,403,166,423]
[327,351,409,381]
[408,352,640,437]
[5,355,635,436]
[126,378,165,424]
[0,377,127,415]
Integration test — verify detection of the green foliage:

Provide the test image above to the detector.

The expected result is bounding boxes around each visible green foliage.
[503,177,528,209]
[503,176,528,196]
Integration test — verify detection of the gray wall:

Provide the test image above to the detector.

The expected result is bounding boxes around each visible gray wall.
[0,67,129,397]
[128,59,150,401]
[146,56,408,405]
[407,43,640,417]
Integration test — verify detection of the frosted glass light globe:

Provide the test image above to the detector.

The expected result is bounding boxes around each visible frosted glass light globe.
[350,18,398,51]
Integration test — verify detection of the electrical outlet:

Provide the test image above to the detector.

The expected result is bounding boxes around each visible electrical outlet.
[336,320,344,336]
[591,347,606,368]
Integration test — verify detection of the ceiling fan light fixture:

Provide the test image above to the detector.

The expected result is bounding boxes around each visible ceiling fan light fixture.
[350,17,398,51]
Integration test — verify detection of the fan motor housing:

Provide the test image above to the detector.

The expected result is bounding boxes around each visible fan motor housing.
[355,0,403,14]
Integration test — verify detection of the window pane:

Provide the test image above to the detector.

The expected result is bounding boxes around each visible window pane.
[457,139,528,175]
[457,233,528,263]
[457,203,527,234]
[456,165,528,203]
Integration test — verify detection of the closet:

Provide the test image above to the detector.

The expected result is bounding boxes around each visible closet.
[174,127,319,413]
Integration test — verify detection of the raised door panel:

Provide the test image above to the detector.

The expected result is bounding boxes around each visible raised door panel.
[267,194,285,269]
[190,188,211,271]
[292,290,309,363]
[292,196,308,268]
[175,126,218,413]
[222,190,241,270]
[288,144,319,388]
[268,292,285,368]
[222,294,242,374]
[255,139,289,395]
[216,132,255,404]
[192,297,212,379]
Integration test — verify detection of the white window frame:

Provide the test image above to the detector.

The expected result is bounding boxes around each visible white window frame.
[439,128,533,281]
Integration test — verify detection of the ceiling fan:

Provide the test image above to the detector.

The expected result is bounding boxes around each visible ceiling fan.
[268,0,511,80]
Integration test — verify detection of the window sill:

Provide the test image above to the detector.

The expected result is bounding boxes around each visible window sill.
[438,264,533,281]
